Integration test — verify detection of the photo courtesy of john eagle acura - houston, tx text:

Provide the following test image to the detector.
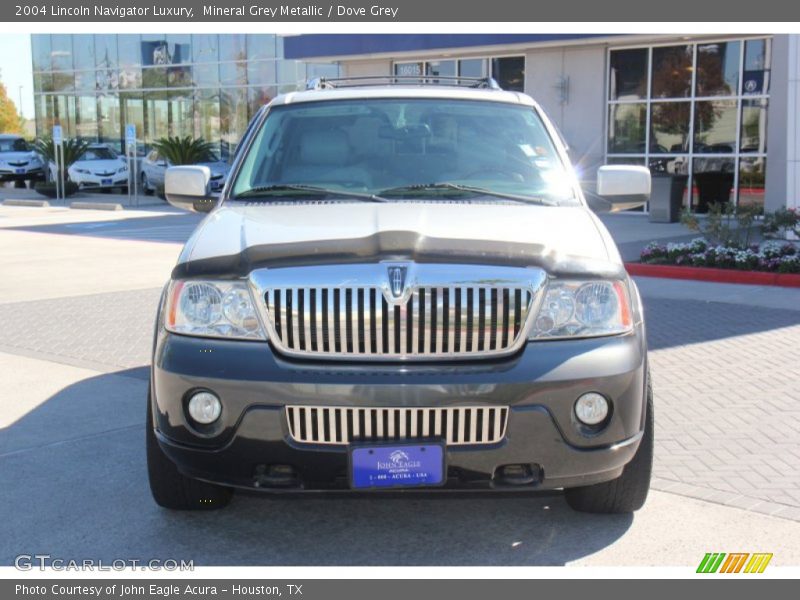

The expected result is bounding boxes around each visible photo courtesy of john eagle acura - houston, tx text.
[147,75,654,513]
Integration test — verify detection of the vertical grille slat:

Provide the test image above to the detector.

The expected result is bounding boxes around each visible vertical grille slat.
[265,282,534,358]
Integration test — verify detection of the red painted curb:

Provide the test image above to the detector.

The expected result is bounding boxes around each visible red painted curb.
[625,262,800,288]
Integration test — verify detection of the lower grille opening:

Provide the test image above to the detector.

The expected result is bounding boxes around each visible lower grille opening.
[286,405,509,446]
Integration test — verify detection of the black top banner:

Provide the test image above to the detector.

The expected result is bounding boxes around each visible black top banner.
[3,0,800,22]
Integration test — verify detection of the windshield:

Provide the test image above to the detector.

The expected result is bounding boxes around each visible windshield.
[230,98,577,205]
[78,148,118,161]
[0,138,29,153]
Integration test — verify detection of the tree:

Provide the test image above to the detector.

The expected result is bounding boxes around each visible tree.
[152,135,215,165]
[0,82,23,134]
[33,137,90,181]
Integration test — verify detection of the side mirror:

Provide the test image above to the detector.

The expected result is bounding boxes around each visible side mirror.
[164,166,216,213]
[594,165,651,212]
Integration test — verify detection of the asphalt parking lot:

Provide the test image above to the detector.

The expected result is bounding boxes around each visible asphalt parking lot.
[1,204,799,567]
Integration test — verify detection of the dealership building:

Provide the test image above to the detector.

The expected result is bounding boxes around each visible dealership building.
[31,33,799,214]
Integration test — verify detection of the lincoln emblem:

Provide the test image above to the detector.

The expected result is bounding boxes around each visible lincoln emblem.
[387,266,407,298]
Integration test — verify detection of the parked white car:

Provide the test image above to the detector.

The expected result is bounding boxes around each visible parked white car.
[0,134,45,187]
[140,149,229,197]
[62,144,129,192]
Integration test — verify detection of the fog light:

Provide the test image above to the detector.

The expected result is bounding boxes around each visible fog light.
[187,391,221,424]
[574,392,609,426]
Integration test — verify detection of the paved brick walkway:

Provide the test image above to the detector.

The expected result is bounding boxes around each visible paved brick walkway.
[1,288,799,519]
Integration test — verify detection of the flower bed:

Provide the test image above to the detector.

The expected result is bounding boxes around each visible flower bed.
[640,239,800,274]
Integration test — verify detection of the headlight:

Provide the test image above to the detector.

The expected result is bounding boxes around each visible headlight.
[530,280,632,339]
[164,280,266,340]
[74,168,90,175]
[117,165,127,173]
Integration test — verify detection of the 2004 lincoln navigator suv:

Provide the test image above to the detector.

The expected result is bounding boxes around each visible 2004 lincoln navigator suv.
[147,76,654,513]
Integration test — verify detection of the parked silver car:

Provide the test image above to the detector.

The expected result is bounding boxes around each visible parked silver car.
[140,150,229,197]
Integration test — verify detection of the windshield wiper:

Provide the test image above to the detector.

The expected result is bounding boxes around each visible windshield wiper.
[232,184,387,202]
[377,182,557,205]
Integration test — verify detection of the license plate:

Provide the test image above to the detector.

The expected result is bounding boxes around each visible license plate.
[101,178,113,185]
[15,168,25,174]
[350,443,444,489]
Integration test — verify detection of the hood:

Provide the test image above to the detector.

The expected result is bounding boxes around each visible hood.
[174,201,623,280]
[0,151,39,164]
[70,159,124,175]
[197,160,230,178]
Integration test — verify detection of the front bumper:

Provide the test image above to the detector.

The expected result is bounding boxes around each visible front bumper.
[151,327,648,492]
[0,166,44,181]
[73,173,129,189]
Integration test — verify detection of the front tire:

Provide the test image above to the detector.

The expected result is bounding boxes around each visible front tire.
[146,391,233,510]
[565,371,653,514]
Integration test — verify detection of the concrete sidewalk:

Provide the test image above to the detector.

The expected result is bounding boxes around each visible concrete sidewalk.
[0,182,165,209]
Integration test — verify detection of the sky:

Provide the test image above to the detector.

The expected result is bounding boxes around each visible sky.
[0,34,34,120]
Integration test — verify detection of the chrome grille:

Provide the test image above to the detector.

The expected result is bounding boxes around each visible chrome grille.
[264,286,533,358]
[285,406,509,446]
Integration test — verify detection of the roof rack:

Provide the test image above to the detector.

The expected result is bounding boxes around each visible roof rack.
[305,75,502,91]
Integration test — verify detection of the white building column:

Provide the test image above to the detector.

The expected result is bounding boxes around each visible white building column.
[765,34,799,212]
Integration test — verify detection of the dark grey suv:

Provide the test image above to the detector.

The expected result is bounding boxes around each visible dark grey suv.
[147,77,654,513]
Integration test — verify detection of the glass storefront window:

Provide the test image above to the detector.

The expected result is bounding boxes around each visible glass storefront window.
[74,70,96,92]
[247,86,277,119]
[119,92,144,153]
[72,35,95,72]
[650,101,690,153]
[96,68,119,93]
[118,67,142,90]
[278,61,302,86]
[195,89,221,152]
[192,34,219,63]
[609,48,647,100]
[95,35,118,70]
[738,158,766,209]
[51,35,73,71]
[247,35,276,61]
[694,100,737,153]
[118,35,141,69]
[32,35,51,72]
[696,41,740,97]
[193,63,219,88]
[51,72,75,93]
[144,92,169,145]
[744,38,771,95]
[608,103,646,153]
[168,66,192,88]
[167,91,194,138]
[220,88,248,160]
[459,59,487,78]
[220,62,247,87]
[142,67,168,89]
[141,36,171,67]
[692,157,735,212]
[97,94,122,142]
[305,63,340,80]
[33,72,53,94]
[651,45,692,98]
[167,34,191,65]
[740,98,768,153]
[491,57,524,92]
[220,34,247,62]
[247,60,276,87]
[76,96,98,141]
[426,60,456,80]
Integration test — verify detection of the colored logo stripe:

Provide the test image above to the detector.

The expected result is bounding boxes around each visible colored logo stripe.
[697,553,726,573]
[744,553,773,573]
[697,552,773,573]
